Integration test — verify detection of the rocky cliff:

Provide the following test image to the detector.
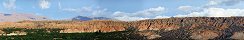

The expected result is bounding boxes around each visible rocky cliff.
[1,17,244,39]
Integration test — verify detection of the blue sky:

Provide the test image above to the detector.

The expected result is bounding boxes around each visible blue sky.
[1,0,244,21]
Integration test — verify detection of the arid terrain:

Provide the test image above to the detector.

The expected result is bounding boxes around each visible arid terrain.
[0,17,244,40]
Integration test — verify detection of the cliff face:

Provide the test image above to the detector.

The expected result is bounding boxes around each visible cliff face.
[1,17,244,39]
[131,17,244,31]
[129,18,181,31]
[65,20,128,32]
[0,20,129,33]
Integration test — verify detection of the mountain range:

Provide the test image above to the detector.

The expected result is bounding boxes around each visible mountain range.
[0,13,111,22]
[72,16,111,21]
[0,13,47,22]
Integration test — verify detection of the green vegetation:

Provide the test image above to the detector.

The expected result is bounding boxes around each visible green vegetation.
[0,28,140,40]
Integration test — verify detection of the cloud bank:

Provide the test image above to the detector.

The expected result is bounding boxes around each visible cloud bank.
[175,0,244,17]
[178,6,193,11]
[113,6,167,21]
[175,8,244,17]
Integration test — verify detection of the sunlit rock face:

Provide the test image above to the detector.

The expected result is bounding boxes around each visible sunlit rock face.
[0,13,47,22]
[128,17,244,39]
[231,31,244,39]
[137,31,161,39]
[129,18,181,31]
[190,30,220,40]
[130,17,244,31]
[74,20,128,32]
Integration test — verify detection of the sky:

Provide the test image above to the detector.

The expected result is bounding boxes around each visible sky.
[0,0,244,21]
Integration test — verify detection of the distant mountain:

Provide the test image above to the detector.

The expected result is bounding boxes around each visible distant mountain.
[72,16,111,21]
[0,13,48,22]
[93,17,111,20]
[72,16,92,21]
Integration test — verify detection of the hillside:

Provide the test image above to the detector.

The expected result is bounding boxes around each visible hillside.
[0,17,244,39]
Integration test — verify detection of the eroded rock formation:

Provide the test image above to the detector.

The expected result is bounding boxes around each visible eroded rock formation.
[0,17,244,39]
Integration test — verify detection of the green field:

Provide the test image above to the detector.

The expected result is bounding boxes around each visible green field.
[0,28,142,40]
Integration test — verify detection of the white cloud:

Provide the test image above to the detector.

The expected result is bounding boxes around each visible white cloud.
[154,16,170,19]
[174,8,244,17]
[175,0,244,17]
[133,6,165,17]
[174,14,188,17]
[178,6,192,11]
[112,6,167,21]
[113,7,166,17]
[206,0,244,6]
[206,0,220,6]
[114,16,150,21]
[3,0,16,10]
[112,11,128,17]
[114,15,170,21]
[39,0,50,9]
